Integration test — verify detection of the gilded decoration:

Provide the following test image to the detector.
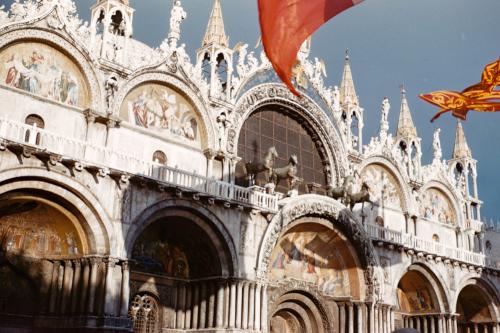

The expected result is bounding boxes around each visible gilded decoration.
[420,188,455,225]
[269,224,350,297]
[361,164,402,209]
[397,271,436,313]
[120,83,201,145]
[0,200,82,257]
[0,42,90,108]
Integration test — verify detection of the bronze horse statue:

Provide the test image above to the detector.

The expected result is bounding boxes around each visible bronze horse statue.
[271,154,300,189]
[327,175,355,203]
[347,181,374,211]
[244,146,278,185]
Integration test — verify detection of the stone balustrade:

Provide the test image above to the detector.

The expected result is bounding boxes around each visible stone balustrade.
[365,223,487,267]
[0,118,279,212]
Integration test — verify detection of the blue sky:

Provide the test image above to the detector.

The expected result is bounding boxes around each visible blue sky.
[4,0,500,220]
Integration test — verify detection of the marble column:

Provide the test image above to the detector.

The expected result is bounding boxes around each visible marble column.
[216,282,224,328]
[229,282,236,328]
[242,282,250,330]
[79,259,90,314]
[373,306,378,333]
[453,316,458,333]
[416,315,421,332]
[249,283,255,330]
[199,282,207,329]
[348,303,354,333]
[61,260,74,314]
[120,262,130,317]
[176,284,186,329]
[369,304,375,333]
[423,316,428,333]
[474,323,479,333]
[356,303,364,333]
[87,258,99,315]
[255,284,262,331]
[236,281,243,329]
[70,260,81,314]
[192,284,199,329]
[378,306,383,333]
[261,285,268,333]
[224,282,230,328]
[339,303,346,333]
[208,283,215,328]
[438,315,444,333]
[185,285,192,329]
[49,261,61,314]
[56,263,64,313]
[430,315,435,333]
[104,258,116,316]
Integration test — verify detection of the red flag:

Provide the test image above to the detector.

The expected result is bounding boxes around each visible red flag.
[258,0,363,96]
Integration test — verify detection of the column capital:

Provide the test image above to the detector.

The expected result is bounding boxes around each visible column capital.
[204,148,217,160]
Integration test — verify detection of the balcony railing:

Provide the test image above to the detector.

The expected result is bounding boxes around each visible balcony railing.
[0,118,279,212]
[365,223,487,267]
[465,219,484,233]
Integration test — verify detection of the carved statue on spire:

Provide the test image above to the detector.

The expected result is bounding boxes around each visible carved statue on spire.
[433,128,442,161]
[168,0,187,48]
[381,97,390,123]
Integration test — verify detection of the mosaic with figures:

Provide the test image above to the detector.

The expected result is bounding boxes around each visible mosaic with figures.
[0,200,82,257]
[420,188,455,224]
[361,164,402,209]
[120,84,201,145]
[269,224,350,297]
[0,42,89,107]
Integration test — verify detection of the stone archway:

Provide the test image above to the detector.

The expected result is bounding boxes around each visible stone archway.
[395,265,449,333]
[127,205,237,332]
[456,281,499,333]
[270,291,329,333]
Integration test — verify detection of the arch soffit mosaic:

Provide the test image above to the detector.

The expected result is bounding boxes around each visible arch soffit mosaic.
[420,180,463,227]
[0,168,114,255]
[453,276,500,320]
[124,198,238,277]
[113,71,217,150]
[257,194,378,299]
[358,157,412,213]
[230,83,348,186]
[392,262,450,313]
[0,25,103,111]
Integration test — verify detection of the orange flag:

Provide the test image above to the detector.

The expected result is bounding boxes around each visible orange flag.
[258,0,364,96]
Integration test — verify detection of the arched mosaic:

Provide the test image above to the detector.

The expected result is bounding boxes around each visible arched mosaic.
[268,223,351,297]
[420,188,456,225]
[360,164,403,209]
[0,42,90,108]
[0,199,84,257]
[397,271,437,313]
[120,83,201,146]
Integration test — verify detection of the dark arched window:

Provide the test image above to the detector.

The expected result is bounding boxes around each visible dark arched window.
[24,114,45,145]
[236,108,328,194]
[129,294,159,333]
[152,150,167,165]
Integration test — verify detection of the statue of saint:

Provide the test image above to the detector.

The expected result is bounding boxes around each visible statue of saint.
[381,97,390,123]
[168,1,187,47]
[433,128,442,160]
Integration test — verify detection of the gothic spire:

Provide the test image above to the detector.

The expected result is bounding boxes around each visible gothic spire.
[396,85,417,138]
[340,50,359,106]
[453,121,472,159]
[202,0,229,48]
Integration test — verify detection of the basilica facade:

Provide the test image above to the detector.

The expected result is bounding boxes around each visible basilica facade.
[0,1,499,332]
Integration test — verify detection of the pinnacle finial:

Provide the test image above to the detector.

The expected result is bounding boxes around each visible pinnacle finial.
[202,0,229,48]
[340,50,358,106]
[453,121,472,159]
[396,86,417,138]
[345,49,350,61]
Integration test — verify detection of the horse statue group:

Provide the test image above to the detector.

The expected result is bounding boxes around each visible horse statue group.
[244,146,373,210]
[243,147,301,193]
[327,175,374,211]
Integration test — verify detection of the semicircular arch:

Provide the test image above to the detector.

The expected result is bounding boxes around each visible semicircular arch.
[420,180,463,227]
[453,275,500,321]
[230,83,348,187]
[113,71,217,150]
[124,198,238,277]
[0,167,113,255]
[392,262,451,313]
[0,27,103,111]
